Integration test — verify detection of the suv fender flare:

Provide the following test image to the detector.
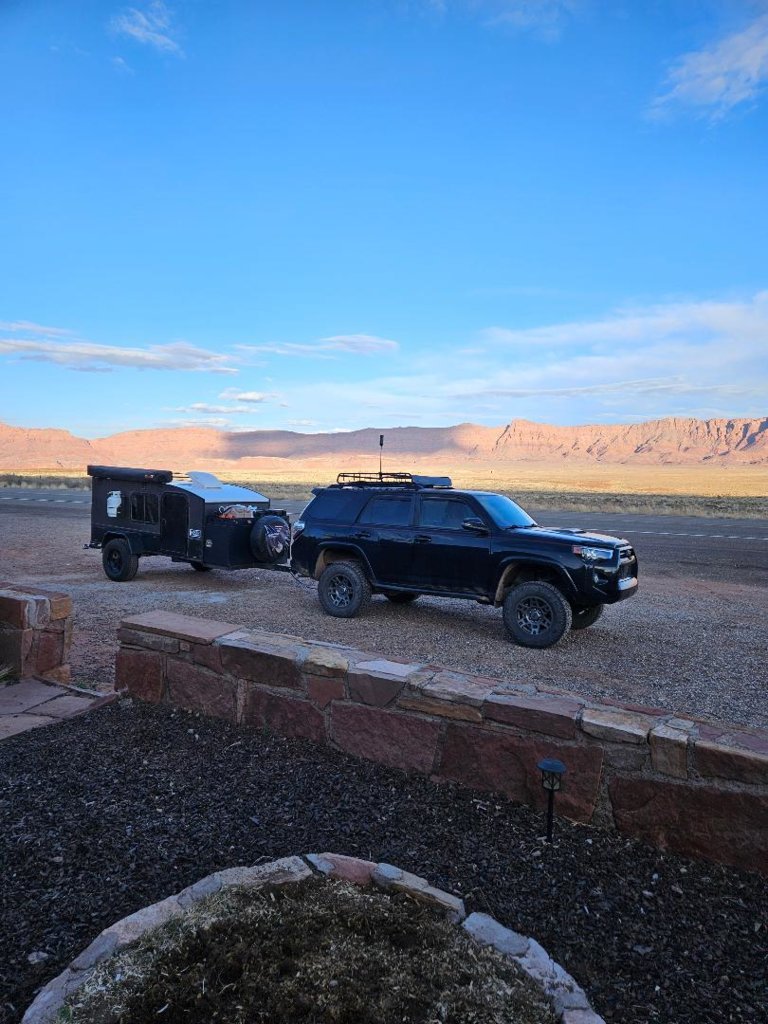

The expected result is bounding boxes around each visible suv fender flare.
[313,544,374,581]
[493,559,578,606]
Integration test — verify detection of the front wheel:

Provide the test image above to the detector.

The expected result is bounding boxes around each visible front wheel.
[317,561,371,618]
[570,604,603,631]
[102,538,139,582]
[502,581,572,649]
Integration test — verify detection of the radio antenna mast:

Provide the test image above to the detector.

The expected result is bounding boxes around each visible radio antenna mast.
[379,433,384,480]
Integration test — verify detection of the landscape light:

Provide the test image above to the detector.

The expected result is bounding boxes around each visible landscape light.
[537,758,567,842]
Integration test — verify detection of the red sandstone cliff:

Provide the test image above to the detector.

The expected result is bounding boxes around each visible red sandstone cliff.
[0,416,766,471]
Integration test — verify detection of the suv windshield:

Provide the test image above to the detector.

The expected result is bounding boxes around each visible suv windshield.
[474,493,536,529]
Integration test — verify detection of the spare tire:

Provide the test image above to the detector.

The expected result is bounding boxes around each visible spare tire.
[249,514,290,564]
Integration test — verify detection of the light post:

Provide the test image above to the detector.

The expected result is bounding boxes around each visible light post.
[537,758,566,842]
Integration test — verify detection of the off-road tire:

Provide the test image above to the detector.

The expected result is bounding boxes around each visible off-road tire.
[250,514,290,564]
[503,580,572,649]
[102,538,139,582]
[570,604,603,631]
[318,561,372,618]
[384,591,420,604]
[190,561,212,572]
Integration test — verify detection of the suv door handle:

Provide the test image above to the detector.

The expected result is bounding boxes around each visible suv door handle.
[414,534,432,544]
[354,530,372,539]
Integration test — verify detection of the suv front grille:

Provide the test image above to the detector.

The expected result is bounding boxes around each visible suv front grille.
[618,545,636,578]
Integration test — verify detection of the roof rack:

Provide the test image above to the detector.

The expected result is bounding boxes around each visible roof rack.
[335,472,453,489]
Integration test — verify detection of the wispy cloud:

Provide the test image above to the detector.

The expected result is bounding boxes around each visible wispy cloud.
[0,320,75,336]
[111,1,183,56]
[175,403,256,415]
[428,1,582,39]
[218,389,280,403]
[0,324,238,374]
[651,13,768,120]
[465,377,754,400]
[237,334,399,358]
[481,292,768,348]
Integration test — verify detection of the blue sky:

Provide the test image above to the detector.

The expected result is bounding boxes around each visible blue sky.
[1,0,766,436]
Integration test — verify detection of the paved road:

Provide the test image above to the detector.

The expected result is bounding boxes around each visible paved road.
[1,487,766,585]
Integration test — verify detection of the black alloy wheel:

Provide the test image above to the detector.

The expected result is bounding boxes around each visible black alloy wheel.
[502,580,572,649]
[317,561,372,618]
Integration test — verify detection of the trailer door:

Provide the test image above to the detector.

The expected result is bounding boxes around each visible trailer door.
[161,493,189,555]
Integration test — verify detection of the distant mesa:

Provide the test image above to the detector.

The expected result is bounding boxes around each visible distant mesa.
[0,416,766,471]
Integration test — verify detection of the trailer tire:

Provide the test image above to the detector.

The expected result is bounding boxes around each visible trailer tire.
[102,538,139,582]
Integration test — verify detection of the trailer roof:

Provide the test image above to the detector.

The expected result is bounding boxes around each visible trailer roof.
[172,472,269,506]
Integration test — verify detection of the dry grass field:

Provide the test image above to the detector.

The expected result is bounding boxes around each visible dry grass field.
[2,461,766,517]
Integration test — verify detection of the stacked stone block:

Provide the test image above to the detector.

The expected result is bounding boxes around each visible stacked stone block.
[0,583,73,684]
[116,610,768,875]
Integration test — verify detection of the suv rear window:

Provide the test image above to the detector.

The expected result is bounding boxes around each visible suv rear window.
[358,495,414,526]
[305,490,367,522]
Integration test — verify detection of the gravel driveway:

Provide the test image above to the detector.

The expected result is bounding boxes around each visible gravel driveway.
[1,509,766,728]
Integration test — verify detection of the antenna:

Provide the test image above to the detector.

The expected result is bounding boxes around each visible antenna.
[379,433,384,480]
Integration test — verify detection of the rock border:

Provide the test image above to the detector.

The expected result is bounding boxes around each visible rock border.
[116,611,768,875]
[23,853,604,1024]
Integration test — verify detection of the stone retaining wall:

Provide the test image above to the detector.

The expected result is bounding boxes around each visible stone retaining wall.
[0,583,73,684]
[116,610,768,875]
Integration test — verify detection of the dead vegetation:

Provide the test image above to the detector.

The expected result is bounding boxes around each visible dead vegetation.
[2,462,765,517]
[65,878,556,1024]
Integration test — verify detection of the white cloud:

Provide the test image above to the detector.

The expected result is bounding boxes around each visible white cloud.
[176,403,257,414]
[467,377,754,400]
[111,1,183,56]
[651,14,768,119]
[481,292,768,348]
[237,334,399,358]
[0,331,238,374]
[428,1,582,38]
[0,320,74,336]
[218,389,280,403]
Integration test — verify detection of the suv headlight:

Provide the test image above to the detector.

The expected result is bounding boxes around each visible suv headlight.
[572,544,613,562]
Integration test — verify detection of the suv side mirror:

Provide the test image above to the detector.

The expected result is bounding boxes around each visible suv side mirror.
[462,517,488,534]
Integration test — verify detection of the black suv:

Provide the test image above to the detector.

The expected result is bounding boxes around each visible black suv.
[290,472,638,648]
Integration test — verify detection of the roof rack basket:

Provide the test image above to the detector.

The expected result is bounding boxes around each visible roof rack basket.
[335,472,453,489]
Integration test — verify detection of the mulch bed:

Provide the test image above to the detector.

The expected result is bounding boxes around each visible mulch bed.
[66,878,556,1024]
[1,701,766,1024]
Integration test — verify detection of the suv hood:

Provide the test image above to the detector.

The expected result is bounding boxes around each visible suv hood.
[520,526,628,547]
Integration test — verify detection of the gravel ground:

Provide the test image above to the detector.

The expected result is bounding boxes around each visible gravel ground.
[1,511,766,727]
[2,702,766,1024]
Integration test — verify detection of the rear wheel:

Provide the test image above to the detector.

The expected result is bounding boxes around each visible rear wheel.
[570,604,603,631]
[190,561,212,572]
[102,538,139,582]
[502,581,572,649]
[384,591,420,604]
[318,561,371,618]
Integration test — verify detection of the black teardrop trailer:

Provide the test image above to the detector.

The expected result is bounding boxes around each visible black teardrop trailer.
[86,465,291,582]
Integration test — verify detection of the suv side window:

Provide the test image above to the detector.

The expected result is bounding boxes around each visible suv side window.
[419,498,477,530]
[358,495,414,526]
[306,490,367,522]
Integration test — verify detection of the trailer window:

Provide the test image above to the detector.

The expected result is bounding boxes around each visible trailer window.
[130,493,146,521]
[145,493,159,524]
